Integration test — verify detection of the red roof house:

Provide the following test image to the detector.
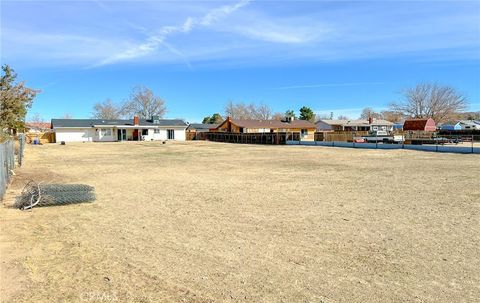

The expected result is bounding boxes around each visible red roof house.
[403,118,436,131]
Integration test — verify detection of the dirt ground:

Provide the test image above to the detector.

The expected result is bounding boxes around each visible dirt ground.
[1,141,479,303]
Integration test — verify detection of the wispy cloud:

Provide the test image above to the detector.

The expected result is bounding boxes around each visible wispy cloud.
[95,0,251,66]
[231,21,323,44]
[273,82,384,90]
[2,1,479,68]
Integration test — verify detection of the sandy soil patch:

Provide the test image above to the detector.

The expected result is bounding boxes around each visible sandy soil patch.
[1,141,479,302]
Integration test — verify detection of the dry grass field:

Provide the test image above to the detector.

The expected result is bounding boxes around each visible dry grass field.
[1,141,479,303]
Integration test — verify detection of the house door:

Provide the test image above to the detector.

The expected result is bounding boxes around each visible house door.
[117,129,126,141]
[133,129,139,141]
[167,129,175,140]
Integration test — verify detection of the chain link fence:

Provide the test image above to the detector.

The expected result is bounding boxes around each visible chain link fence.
[18,134,25,166]
[288,134,480,154]
[0,134,26,200]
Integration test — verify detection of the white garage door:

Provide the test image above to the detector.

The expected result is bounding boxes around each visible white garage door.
[55,129,93,142]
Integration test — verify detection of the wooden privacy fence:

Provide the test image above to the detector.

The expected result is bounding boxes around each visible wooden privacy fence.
[315,131,369,142]
[186,132,197,141]
[25,131,55,144]
[200,132,300,144]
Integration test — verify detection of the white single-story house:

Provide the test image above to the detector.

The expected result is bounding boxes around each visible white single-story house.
[316,118,394,132]
[51,116,188,142]
[455,120,480,130]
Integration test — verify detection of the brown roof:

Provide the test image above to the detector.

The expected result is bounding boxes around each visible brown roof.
[403,119,433,130]
[230,119,316,129]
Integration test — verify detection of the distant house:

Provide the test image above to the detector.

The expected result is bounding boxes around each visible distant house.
[393,123,404,131]
[316,118,394,132]
[186,123,219,140]
[214,117,317,141]
[51,116,188,142]
[403,118,436,131]
[25,122,52,133]
[439,124,459,131]
[186,123,218,133]
[455,120,480,130]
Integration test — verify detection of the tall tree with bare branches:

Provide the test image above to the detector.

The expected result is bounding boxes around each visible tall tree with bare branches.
[224,101,272,120]
[359,107,382,119]
[92,99,121,119]
[389,83,467,123]
[122,86,166,118]
[272,112,284,120]
[254,104,272,120]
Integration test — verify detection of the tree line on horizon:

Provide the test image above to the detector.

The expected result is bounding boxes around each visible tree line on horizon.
[87,81,477,125]
[201,82,477,125]
[1,63,478,138]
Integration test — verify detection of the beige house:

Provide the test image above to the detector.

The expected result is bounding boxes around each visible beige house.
[316,118,394,132]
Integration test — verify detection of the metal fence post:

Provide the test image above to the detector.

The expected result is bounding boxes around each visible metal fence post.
[472,135,474,154]
[0,143,5,199]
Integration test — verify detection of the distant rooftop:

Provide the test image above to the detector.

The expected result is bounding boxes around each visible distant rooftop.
[316,119,394,126]
[187,123,219,130]
[228,118,316,129]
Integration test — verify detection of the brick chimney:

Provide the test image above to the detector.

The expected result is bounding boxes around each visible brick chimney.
[368,117,373,124]
[134,116,139,125]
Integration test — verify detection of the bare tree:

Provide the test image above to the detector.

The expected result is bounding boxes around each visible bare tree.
[122,86,166,118]
[272,112,284,120]
[224,101,272,120]
[390,83,467,123]
[62,113,73,119]
[315,113,331,121]
[337,115,349,120]
[359,107,382,119]
[380,110,403,123]
[253,104,272,120]
[92,99,121,119]
[29,112,44,124]
[225,101,249,119]
[458,111,480,120]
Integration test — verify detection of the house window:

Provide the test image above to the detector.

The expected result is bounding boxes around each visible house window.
[142,129,149,135]
[154,129,160,134]
[301,129,308,137]
[167,129,175,139]
[100,129,112,136]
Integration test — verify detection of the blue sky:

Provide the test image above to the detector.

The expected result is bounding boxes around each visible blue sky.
[1,0,479,122]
